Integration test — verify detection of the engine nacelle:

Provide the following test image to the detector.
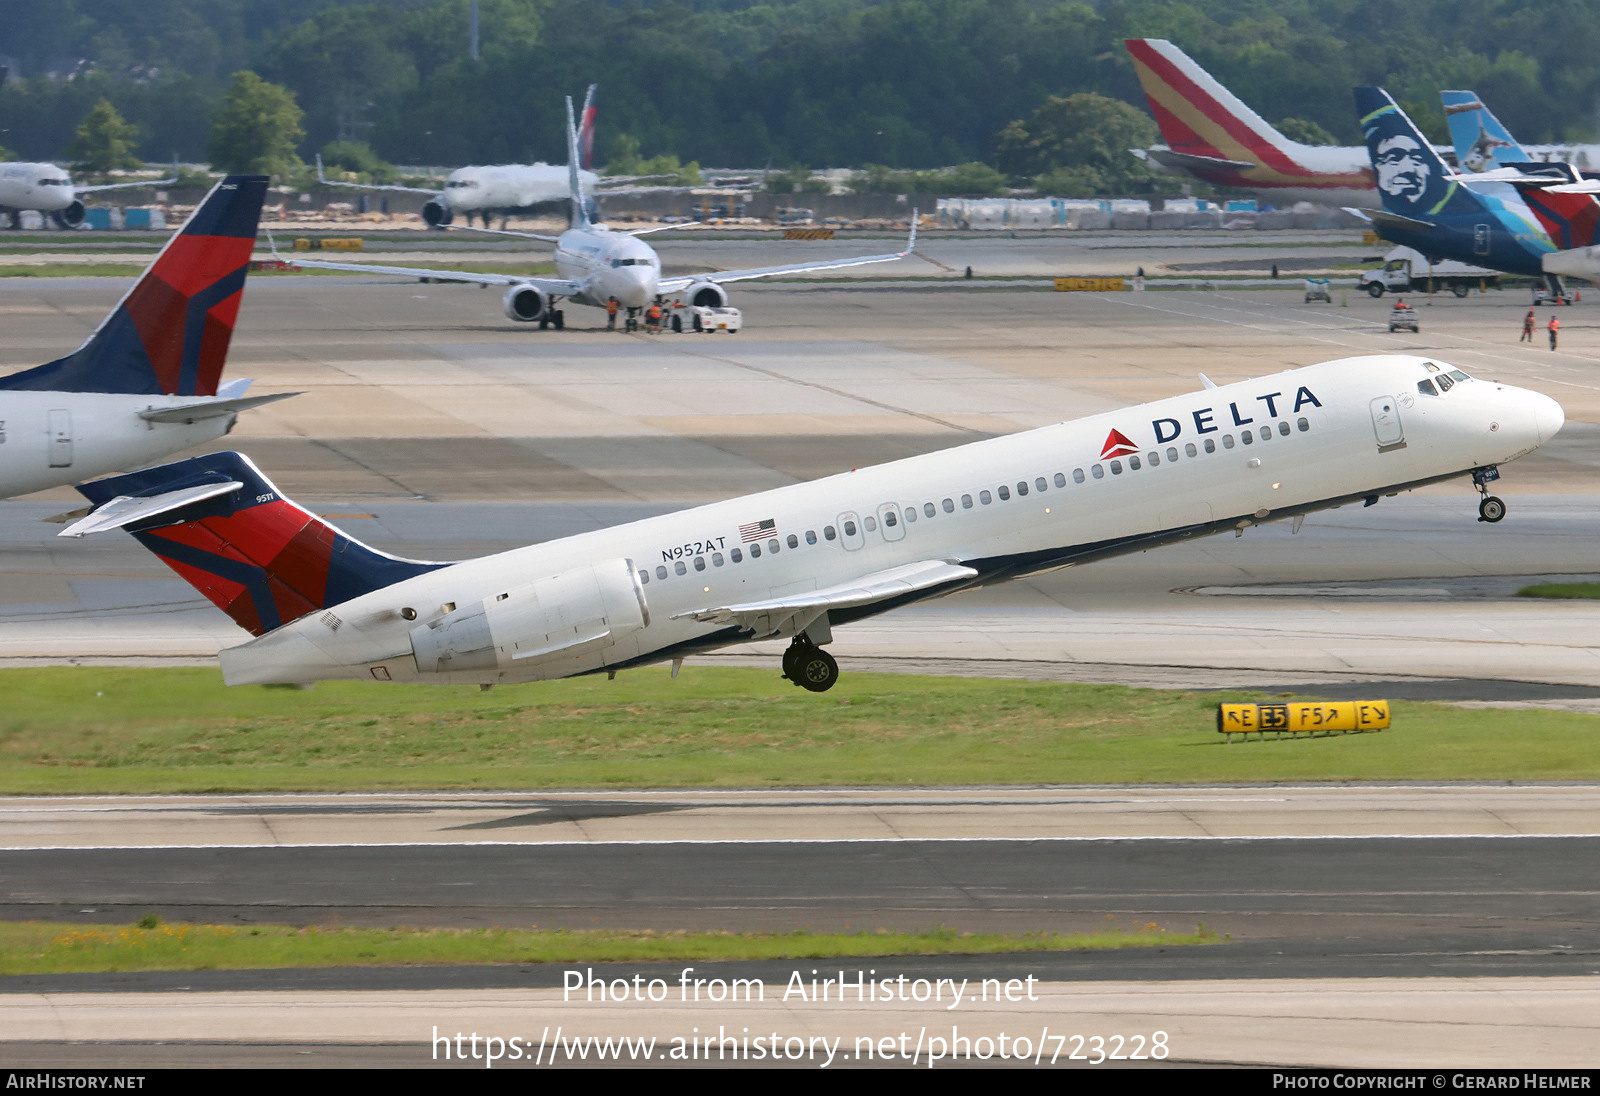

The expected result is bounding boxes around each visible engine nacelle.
[421,199,453,228]
[409,558,649,675]
[51,200,85,229]
[502,284,549,323]
[684,280,729,309]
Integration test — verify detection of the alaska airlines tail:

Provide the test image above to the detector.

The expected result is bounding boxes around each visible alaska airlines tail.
[1441,91,1531,173]
[67,451,443,636]
[0,175,267,396]
[1355,88,1486,221]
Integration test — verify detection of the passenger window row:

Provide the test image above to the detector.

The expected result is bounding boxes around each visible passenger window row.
[639,417,1313,585]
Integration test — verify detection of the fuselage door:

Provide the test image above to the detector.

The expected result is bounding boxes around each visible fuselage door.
[1473,224,1491,257]
[1370,396,1405,451]
[837,511,864,551]
[876,502,905,542]
[47,408,71,468]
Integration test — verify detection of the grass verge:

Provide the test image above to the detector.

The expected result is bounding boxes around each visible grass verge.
[1517,582,1600,599]
[1,666,1597,793]
[0,918,1212,975]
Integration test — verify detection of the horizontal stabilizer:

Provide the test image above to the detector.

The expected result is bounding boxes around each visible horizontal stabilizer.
[1344,207,1437,234]
[1144,148,1257,173]
[59,481,244,538]
[138,391,299,424]
[674,558,977,629]
[1542,247,1600,279]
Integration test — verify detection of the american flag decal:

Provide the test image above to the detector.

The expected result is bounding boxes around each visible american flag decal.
[739,518,777,542]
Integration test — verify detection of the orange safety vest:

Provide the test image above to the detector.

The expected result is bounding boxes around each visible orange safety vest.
[647,305,661,320]
[607,299,619,315]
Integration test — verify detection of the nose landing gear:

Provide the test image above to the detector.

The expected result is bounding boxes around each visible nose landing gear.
[1472,466,1506,523]
[782,636,839,692]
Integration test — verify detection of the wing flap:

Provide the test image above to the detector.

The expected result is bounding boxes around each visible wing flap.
[672,558,977,628]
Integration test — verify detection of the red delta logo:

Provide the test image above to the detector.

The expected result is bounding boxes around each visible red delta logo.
[1100,429,1139,460]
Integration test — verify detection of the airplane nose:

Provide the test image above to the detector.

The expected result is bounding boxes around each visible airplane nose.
[1534,391,1565,444]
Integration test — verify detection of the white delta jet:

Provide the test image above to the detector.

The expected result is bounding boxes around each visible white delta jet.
[289,94,915,330]
[0,174,293,499]
[316,86,611,229]
[64,355,1561,692]
[0,161,176,229]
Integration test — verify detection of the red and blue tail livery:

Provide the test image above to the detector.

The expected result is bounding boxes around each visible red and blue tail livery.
[73,452,444,636]
[0,175,267,396]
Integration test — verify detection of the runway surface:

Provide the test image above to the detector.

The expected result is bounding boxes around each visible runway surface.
[4,269,1600,1067]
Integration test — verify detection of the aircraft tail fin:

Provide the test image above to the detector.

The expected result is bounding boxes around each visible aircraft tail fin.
[1441,90,1531,173]
[566,94,597,229]
[577,83,598,171]
[65,451,443,637]
[0,175,267,396]
[1124,38,1301,165]
[1356,88,1483,221]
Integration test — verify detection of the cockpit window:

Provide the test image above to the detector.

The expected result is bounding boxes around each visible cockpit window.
[1436,373,1455,392]
[1417,379,1438,396]
[1448,370,1469,381]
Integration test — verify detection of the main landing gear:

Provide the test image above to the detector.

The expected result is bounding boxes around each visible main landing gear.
[1473,466,1506,523]
[782,636,839,692]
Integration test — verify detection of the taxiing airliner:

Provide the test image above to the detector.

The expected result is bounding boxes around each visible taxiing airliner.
[0,161,176,229]
[0,175,292,498]
[62,354,1561,692]
[319,85,613,229]
[289,95,914,329]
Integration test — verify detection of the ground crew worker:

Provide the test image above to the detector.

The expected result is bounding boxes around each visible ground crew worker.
[606,296,619,331]
[646,301,663,334]
[1521,309,1535,342]
[1393,298,1410,309]
[1549,315,1561,350]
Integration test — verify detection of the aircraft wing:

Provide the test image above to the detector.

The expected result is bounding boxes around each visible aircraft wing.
[75,174,177,194]
[316,155,439,196]
[655,218,917,292]
[445,224,562,244]
[277,253,582,294]
[1142,148,1257,172]
[672,558,977,631]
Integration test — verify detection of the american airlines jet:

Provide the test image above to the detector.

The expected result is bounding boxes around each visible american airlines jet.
[0,175,292,499]
[62,354,1561,692]
[289,94,914,330]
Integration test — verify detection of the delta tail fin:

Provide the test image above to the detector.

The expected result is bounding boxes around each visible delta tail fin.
[0,175,267,396]
[1355,87,1484,221]
[577,83,598,171]
[65,452,444,636]
[1441,90,1530,173]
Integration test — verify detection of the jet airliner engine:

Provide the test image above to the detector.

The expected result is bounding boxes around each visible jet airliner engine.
[503,284,550,323]
[409,558,650,677]
[51,200,86,228]
[683,281,730,309]
[421,199,453,228]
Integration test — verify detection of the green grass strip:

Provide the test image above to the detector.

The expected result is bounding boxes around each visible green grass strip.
[1517,583,1600,599]
[0,918,1214,975]
[1,667,1597,793]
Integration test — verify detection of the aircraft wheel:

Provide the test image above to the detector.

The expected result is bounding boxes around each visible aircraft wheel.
[692,314,703,332]
[794,647,839,693]
[553,310,564,330]
[1478,496,1506,523]
[671,314,682,333]
[538,316,549,330]
[1366,283,1385,298]
[1452,284,1470,298]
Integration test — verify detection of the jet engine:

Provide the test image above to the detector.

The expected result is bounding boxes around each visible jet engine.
[409,558,649,676]
[503,284,549,323]
[51,200,85,229]
[420,199,453,228]
[683,280,730,309]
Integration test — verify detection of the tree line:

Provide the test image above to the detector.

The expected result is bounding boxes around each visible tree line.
[4,0,1599,196]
